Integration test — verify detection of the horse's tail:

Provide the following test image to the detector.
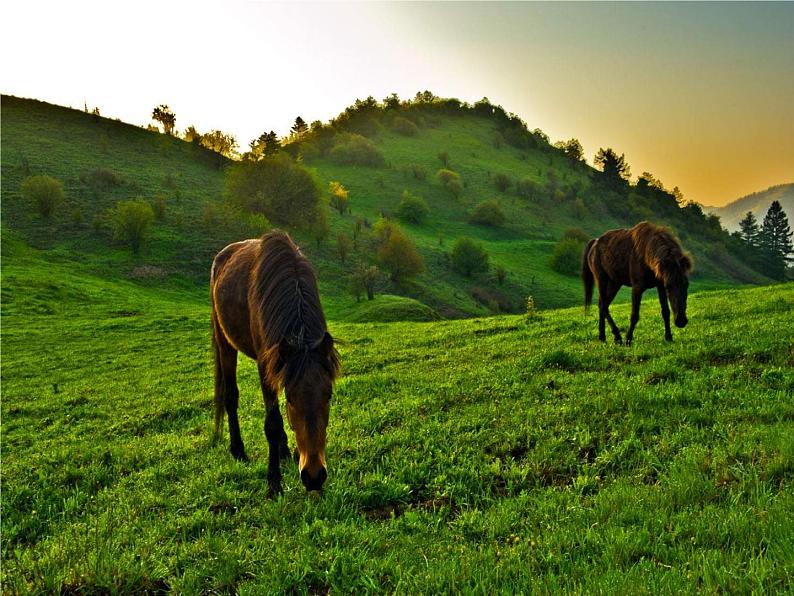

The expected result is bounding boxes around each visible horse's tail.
[211,312,225,441]
[582,238,596,313]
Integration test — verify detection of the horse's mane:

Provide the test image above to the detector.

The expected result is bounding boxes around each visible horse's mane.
[630,221,693,281]
[253,230,340,388]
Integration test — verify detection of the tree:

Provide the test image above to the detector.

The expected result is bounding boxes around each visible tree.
[376,225,424,282]
[200,130,238,158]
[112,199,154,254]
[183,125,202,144]
[383,93,400,110]
[739,211,760,247]
[437,169,462,198]
[21,175,65,219]
[329,181,350,215]
[290,116,309,140]
[152,104,176,135]
[594,148,631,187]
[554,138,584,162]
[225,154,323,229]
[249,131,281,160]
[351,264,382,301]
[396,191,429,224]
[336,233,353,264]
[469,200,506,227]
[760,201,794,278]
[451,237,489,278]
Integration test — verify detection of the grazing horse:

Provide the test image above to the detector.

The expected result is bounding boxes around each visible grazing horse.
[211,230,340,494]
[582,221,693,345]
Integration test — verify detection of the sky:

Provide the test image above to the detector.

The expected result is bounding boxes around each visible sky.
[2,1,793,206]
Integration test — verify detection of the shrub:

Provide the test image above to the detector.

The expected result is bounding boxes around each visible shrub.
[152,193,167,220]
[550,237,586,276]
[526,295,537,321]
[409,163,427,181]
[21,175,65,218]
[562,227,589,243]
[437,169,462,198]
[391,117,419,136]
[329,181,350,215]
[81,167,123,191]
[396,191,430,224]
[469,200,506,227]
[377,224,424,282]
[451,237,489,277]
[351,264,383,301]
[329,134,385,167]
[225,154,323,229]
[493,173,511,193]
[112,199,154,254]
[438,150,450,168]
[337,233,353,264]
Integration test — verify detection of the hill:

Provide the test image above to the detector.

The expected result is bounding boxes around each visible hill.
[2,240,792,592]
[706,183,794,232]
[1,94,772,321]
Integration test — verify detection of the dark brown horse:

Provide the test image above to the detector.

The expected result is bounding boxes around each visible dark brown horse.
[211,230,340,494]
[582,221,693,345]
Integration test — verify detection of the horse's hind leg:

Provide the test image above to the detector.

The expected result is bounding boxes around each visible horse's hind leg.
[625,286,644,346]
[215,327,246,461]
[598,279,623,344]
[258,365,288,496]
[657,285,673,341]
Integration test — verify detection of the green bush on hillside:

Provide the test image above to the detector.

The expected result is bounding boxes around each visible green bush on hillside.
[451,237,489,278]
[437,168,462,198]
[329,181,350,215]
[21,175,65,219]
[111,199,154,254]
[391,116,419,136]
[225,153,323,229]
[397,191,430,224]
[516,177,540,200]
[375,221,424,282]
[493,173,511,192]
[469,200,506,227]
[329,133,385,167]
[550,236,586,276]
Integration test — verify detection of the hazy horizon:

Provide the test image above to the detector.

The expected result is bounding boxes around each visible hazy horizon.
[3,1,792,206]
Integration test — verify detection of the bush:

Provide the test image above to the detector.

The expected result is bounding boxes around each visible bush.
[81,167,123,191]
[550,237,586,276]
[351,264,383,301]
[469,200,506,227]
[329,181,350,215]
[438,150,450,168]
[329,133,385,167]
[391,117,419,136]
[225,154,323,229]
[409,163,427,181]
[152,193,167,220]
[493,173,511,193]
[112,199,154,254]
[396,191,430,224]
[516,177,540,200]
[337,233,353,264]
[437,169,462,198]
[562,227,589,243]
[21,175,65,219]
[451,237,489,277]
[377,225,424,282]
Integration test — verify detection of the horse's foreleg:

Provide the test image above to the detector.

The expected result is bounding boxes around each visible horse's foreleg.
[259,367,286,496]
[218,347,246,461]
[657,285,673,341]
[625,286,644,346]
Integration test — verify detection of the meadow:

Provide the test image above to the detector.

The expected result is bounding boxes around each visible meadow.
[2,239,792,593]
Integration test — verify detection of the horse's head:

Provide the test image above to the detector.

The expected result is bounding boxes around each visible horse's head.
[281,332,339,492]
[663,254,693,328]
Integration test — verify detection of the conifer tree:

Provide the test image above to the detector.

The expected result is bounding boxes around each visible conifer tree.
[738,211,760,247]
[760,201,793,279]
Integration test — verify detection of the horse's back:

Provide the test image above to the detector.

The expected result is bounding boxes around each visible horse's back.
[590,227,634,286]
[211,239,260,359]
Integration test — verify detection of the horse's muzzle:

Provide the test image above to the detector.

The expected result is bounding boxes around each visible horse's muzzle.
[300,467,327,491]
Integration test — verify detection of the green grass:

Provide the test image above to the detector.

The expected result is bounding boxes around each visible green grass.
[2,242,792,593]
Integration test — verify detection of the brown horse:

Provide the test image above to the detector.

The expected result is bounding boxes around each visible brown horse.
[582,221,693,345]
[211,230,340,494]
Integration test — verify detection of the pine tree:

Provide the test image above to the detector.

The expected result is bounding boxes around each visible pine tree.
[290,117,308,139]
[760,200,793,279]
[738,211,760,247]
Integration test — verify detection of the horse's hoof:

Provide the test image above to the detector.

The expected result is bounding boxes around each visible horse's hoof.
[625,338,632,347]
[614,337,623,345]
[231,447,249,462]
[267,484,283,499]
[279,442,291,461]
[665,335,673,342]
[598,336,606,343]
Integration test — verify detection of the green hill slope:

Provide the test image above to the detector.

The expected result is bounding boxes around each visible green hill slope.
[2,242,792,592]
[706,183,794,232]
[1,94,770,320]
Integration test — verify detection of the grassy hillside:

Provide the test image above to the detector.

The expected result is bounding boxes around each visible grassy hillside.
[706,183,794,232]
[2,241,792,592]
[1,95,769,321]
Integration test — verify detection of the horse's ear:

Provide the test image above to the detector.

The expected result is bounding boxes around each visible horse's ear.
[679,254,694,272]
[316,332,334,357]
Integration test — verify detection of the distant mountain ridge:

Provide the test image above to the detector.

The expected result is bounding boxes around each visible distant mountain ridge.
[707,183,794,231]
